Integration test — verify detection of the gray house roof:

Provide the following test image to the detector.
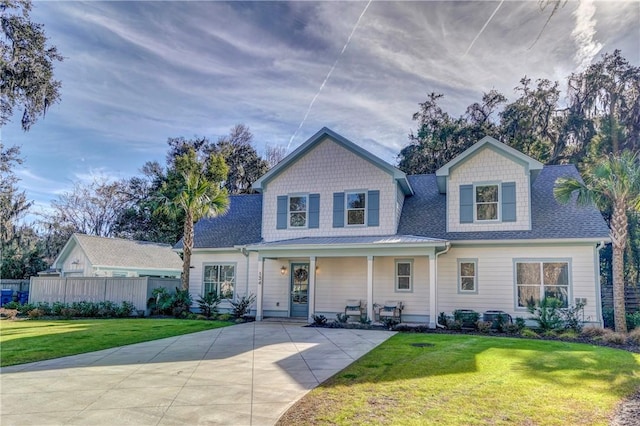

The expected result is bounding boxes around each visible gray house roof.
[175,194,263,250]
[55,234,183,270]
[398,164,610,241]
[184,164,609,249]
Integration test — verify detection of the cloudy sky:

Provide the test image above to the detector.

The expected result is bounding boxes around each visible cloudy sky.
[3,0,639,215]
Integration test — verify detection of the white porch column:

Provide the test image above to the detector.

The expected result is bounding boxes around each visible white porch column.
[367,255,374,321]
[429,252,437,329]
[308,256,316,323]
[256,257,265,321]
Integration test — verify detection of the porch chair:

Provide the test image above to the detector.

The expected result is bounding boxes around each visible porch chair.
[344,299,363,321]
[378,301,403,323]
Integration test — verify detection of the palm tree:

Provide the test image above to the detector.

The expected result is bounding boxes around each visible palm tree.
[554,151,640,332]
[159,167,229,292]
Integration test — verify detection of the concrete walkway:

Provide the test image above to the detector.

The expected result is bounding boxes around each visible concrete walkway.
[0,321,394,425]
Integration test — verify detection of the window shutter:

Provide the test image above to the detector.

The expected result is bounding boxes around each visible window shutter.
[333,192,344,228]
[367,190,380,226]
[460,185,473,223]
[309,193,320,229]
[502,182,517,222]
[276,196,287,229]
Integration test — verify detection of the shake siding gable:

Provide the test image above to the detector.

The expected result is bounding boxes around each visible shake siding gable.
[262,137,399,242]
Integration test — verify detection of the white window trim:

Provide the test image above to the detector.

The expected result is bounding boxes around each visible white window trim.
[473,182,501,222]
[345,190,367,227]
[203,262,237,300]
[288,194,308,229]
[395,259,413,293]
[513,258,571,310]
[457,258,478,294]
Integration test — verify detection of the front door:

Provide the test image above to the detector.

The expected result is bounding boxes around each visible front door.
[290,263,309,318]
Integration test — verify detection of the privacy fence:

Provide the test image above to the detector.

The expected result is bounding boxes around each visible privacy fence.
[0,279,30,294]
[28,277,181,312]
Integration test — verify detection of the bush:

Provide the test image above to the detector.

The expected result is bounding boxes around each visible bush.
[515,317,526,331]
[561,300,585,333]
[476,320,492,333]
[382,317,400,329]
[359,315,371,325]
[230,294,256,319]
[148,287,173,315]
[61,308,78,319]
[3,301,20,310]
[627,312,640,331]
[171,288,192,318]
[336,313,348,323]
[628,329,640,345]
[52,301,66,316]
[528,297,564,331]
[27,308,45,319]
[558,330,578,340]
[521,328,539,338]
[581,326,609,338]
[197,292,221,318]
[504,323,522,334]
[453,310,479,328]
[312,314,328,326]
[218,313,232,321]
[602,308,640,331]
[117,301,135,317]
[600,331,627,345]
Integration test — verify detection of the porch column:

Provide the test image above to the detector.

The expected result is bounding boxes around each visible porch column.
[256,257,265,321]
[308,256,316,323]
[429,252,437,329]
[367,255,374,321]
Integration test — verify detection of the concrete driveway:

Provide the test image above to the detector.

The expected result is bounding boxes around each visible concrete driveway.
[0,321,394,425]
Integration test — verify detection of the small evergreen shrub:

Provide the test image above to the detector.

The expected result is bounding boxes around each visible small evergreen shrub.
[336,313,348,323]
[197,292,221,318]
[527,297,564,331]
[230,294,256,319]
[504,323,522,334]
[476,320,492,333]
[312,314,328,326]
[515,317,526,331]
[561,300,585,333]
[382,317,400,329]
[521,328,539,338]
[359,315,371,325]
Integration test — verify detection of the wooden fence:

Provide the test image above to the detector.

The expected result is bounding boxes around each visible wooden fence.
[601,285,640,313]
[0,279,30,294]
[29,277,181,312]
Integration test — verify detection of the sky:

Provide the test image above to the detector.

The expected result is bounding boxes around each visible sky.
[2,0,639,217]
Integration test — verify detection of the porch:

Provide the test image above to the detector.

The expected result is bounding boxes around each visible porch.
[246,235,448,328]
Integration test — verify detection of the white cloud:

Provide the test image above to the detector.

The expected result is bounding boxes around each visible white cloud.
[572,0,603,70]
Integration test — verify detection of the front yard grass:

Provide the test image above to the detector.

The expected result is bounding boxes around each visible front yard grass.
[278,333,640,425]
[0,318,233,367]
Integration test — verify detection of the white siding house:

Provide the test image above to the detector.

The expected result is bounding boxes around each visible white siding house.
[178,128,610,327]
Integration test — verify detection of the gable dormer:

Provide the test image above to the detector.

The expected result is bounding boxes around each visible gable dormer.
[435,136,543,233]
[252,128,412,242]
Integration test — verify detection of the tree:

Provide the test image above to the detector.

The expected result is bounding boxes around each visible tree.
[264,144,287,168]
[43,177,134,239]
[157,149,229,291]
[1,0,63,131]
[554,151,640,332]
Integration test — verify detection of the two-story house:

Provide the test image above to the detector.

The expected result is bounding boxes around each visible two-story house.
[177,127,610,327]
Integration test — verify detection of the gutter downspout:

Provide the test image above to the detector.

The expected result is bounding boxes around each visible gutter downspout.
[434,242,451,328]
[595,241,605,326]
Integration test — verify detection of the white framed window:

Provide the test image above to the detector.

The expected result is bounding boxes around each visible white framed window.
[515,260,570,308]
[289,195,308,228]
[395,259,412,292]
[346,191,366,225]
[458,259,477,293]
[475,184,499,221]
[203,263,235,299]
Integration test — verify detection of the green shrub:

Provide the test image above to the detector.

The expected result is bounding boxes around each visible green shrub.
[561,300,585,333]
[515,317,526,331]
[117,301,135,317]
[218,313,232,321]
[626,312,640,330]
[527,297,564,332]
[521,328,539,338]
[3,301,20,310]
[382,317,400,329]
[195,314,208,320]
[61,308,78,319]
[558,330,579,340]
[34,302,52,315]
[230,294,256,319]
[504,323,522,334]
[171,288,192,318]
[52,301,66,316]
[336,313,348,323]
[312,314,328,325]
[197,292,221,318]
[359,315,372,325]
[148,287,173,315]
[453,310,479,328]
[18,303,36,314]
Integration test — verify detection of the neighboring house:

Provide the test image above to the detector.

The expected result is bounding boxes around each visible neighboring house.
[176,127,610,326]
[53,233,183,278]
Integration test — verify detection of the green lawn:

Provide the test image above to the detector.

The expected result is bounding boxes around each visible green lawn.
[278,333,640,426]
[0,318,233,367]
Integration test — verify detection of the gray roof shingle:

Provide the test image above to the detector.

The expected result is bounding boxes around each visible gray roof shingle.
[73,234,183,270]
[397,164,610,241]
[175,194,263,249]
[185,165,609,249]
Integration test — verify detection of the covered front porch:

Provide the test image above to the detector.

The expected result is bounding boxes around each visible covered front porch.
[245,236,447,327]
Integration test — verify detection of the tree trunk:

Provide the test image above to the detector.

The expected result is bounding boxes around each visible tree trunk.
[611,199,628,332]
[181,211,194,292]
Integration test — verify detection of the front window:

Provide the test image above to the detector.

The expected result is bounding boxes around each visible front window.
[289,195,307,227]
[458,260,477,292]
[346,192,366,225]
[204,264,235,299]
[396,260,412,291]
[516,261,569,308]
[475,185,499,221]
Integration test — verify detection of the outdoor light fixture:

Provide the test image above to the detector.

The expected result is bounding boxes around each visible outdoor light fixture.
[280,266,287,275]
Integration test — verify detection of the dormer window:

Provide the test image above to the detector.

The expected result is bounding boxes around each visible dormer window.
[346,192,366,225]
[475,184,499,221]
[289,195,308,227]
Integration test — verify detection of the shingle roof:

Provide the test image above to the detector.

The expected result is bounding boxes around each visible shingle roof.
[72,234,183,270]
[174,194,263,250]
[397,165,610,241]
